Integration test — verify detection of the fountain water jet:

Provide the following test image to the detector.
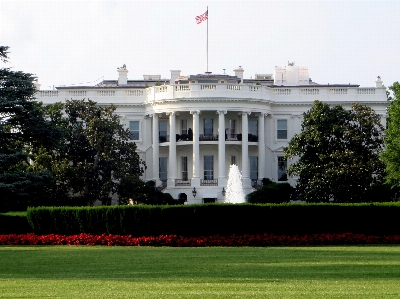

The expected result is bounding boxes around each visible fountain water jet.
[225,164,245,204]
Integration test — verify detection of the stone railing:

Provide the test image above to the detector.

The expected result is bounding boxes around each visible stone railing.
[175,179,191,186]
[35,83,387,106]
[200,179,218,186]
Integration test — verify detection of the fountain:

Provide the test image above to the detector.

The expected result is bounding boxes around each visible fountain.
[225,164,245,204]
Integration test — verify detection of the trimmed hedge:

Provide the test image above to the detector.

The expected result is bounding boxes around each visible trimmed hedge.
[0,212,31,234]
[27,203,400,236]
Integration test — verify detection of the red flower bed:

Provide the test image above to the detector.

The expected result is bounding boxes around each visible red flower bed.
[2,233,400,246]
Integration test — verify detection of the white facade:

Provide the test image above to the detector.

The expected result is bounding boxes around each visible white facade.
[35,65,388,204]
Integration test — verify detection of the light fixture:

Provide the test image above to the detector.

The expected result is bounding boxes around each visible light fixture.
[222,187,226,196]
[192,187,197,198]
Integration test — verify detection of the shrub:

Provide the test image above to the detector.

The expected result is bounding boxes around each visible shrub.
[247,179,294,203]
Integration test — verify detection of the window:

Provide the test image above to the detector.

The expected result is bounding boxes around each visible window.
[229,119,236,140]
[230,155,236,165]
[204,155,214,180]
[249,120,258,137]
[181,156,188,180]
[159,157,168,181]
[250,156,258,181]
[277,119,287,139]
[159,120,167,142]
[204,118,213,136]
[129,121,139,140]
[278,157,287,181]
[181,119,188,134]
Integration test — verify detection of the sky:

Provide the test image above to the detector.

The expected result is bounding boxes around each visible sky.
[1,0,400,90]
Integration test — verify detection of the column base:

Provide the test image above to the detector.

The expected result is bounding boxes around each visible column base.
[218,177,227,187]
[167,179,176,188]
[191,177,200,187]
[242,177,252,188]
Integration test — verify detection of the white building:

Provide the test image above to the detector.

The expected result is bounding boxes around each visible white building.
[35,64,388,204]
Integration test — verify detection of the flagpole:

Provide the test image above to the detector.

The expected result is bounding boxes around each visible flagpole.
[207,6,208,72]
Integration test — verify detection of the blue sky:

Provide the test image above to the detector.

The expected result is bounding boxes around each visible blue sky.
[1,0,399,89]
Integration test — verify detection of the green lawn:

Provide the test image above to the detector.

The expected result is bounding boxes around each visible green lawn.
[1,246,400,298]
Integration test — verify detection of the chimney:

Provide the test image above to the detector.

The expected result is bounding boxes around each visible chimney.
[375,76,383,88]
[170,70,181,85]
[234,66,244,83]
[34,79,41,90]
[117,64,128,85]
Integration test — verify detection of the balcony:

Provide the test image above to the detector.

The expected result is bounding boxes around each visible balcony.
[200,179,218,186]
[175,179,191,186]
[159,133,258,143]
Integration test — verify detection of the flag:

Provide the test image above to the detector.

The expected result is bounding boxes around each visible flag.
[195,10,208,24]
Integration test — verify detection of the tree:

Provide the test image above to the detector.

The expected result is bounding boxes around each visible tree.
[0,46,63,211]
[284,100,385,202]
[380,82,400,188]
[39,99,146,205]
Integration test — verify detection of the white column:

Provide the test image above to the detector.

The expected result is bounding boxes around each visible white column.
[240,111,251,188]
[167,111,177,187]
[190,110,200,187]
[217,110,227,187]
[152,113,160,184]
[258,113,266,180]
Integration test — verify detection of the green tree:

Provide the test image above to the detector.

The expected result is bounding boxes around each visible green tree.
[380,82,400,188]
[39,99,146,205]
[0,47,62,211]
[284,100,385,202]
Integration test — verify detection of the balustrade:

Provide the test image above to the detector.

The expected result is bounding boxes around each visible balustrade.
[175,179,191,186]
[273,88,291,95]
[125,89,144,96]
[358,88,375,95]
[39,90,58,97]
[301,88,319,95]
[329,88,347,95]
[200,179,218,186]
[68,91,87,97]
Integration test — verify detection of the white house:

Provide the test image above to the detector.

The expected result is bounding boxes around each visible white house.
[35,64,388,204]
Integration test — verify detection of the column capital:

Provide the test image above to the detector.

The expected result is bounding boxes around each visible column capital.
[238,111,251,116]
[190,110,201,115]
[216,110,227,115]
[165,111,179,116]
[148,113,159,118]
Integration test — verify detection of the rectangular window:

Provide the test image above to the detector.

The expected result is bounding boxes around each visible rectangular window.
[181,119,188,134]
[229,119,236,140]
[278,157,287,181]
[159,120,167,142]
[181,156,188,181]
[204,155,214,180]
[249,120,258,137]
[277,119,287,139]
[204,118,213,136]
[159,157,168,181]
[250,156,258,181]
[129,121,139,140]
[230,155,236,165]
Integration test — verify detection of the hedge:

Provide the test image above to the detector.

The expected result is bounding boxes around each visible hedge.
[0,212,31,234]
[26,203,400,236]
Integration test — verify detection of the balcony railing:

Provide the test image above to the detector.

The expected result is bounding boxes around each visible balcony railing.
[228,133,258,142]
[199,134,218,141]
[201,179,218,186]
[175,179,191,186]
[159,133,258,143]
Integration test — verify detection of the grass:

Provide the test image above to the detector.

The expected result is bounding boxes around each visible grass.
[0,246,400,298]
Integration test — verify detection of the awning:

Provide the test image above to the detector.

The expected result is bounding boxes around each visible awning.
[203,194,217,199]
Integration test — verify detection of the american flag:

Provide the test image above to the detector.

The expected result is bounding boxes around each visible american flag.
[195,10,208,24]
